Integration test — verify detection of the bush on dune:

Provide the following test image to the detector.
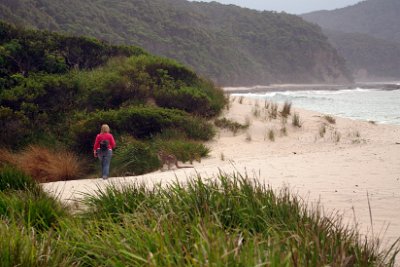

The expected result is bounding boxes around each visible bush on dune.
[112,137,210,175]
[112,138,161,176]
[155,139,210,164]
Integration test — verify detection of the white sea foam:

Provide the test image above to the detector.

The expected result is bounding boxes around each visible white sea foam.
[230,85,400,125]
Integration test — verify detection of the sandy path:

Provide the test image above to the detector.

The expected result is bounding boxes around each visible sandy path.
[43,96,400,250]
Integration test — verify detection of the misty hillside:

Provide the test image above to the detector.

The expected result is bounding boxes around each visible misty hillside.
[324,30,400,80]
[302,0,400,43]
[0,0,351,85]
[302,0,400,81]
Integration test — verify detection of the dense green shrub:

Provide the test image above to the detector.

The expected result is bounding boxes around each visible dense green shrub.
[112,138,161,176]
[155,139,210,163]
[128,55,198,87]
[71,106,215,153]
[154,87,212,116]
[0,107,31,148]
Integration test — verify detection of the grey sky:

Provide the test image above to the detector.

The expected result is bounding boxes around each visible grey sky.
[190,0,363,14]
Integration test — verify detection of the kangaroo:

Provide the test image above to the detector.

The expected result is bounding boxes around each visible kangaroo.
[157,150,194,170]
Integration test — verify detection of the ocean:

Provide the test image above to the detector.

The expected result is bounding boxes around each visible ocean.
[229,84,400,126]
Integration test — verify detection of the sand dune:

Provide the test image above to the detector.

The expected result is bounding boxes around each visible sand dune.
[43,96,400,248]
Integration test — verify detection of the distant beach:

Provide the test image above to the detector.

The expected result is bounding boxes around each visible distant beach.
[228,83,400,125]
[224,82,400,94]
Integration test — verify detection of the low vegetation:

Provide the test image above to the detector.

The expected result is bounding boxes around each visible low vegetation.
[0,22,226,180]
[214,117,249,135]
[1,168,398,266]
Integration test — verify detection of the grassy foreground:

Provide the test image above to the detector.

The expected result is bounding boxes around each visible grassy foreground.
[0,167,399,266]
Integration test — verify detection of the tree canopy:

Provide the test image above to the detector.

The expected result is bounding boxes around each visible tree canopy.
[0,0,351,85]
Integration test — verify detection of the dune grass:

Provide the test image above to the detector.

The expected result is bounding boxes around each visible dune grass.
[280,101,292,118]
[214,117,249,135]
[323,115,337,124]
[292,112,302,128]
[1,170,399,266]
[76,174,399,266]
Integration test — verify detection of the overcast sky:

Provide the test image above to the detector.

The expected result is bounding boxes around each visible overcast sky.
[190,0,363,14]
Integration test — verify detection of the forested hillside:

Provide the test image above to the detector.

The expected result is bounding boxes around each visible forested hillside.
[302,0,400,43]
[302,0,400,81]
[324,30,400,80]
[0,21,225,178]
[0,0,351,85]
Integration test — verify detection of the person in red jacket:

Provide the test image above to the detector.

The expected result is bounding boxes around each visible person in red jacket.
[93,124,116,179]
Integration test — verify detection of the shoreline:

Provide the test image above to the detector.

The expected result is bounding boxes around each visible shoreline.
[223,82,400,94]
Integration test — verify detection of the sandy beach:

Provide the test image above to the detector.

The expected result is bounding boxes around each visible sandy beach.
[43,96,400,249]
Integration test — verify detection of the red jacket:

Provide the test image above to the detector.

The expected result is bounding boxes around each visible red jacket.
[93,133,116,152]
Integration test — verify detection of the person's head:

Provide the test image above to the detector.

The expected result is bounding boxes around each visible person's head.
[100,124,110,133]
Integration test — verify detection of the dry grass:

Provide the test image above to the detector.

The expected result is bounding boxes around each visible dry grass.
[0,145,84,183]
[245,132,252,142]
[0,149,18,166]
[292,113,302,128]
[280,126,288,136]
[323,115,336,124]
[332,131,341,144]
[267,129,275,142]
[252,107,261,118]
[319,124,327,138]
[268,103,278,120]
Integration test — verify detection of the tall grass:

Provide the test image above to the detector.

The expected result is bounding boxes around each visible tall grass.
[77,174,399,266]
[0,190,67,231]
[0,222,73,267]
[0,165,40,192]
[1,174,398,266]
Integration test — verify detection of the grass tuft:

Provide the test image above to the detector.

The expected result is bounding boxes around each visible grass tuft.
[1,146,84,183]
[280,101,292,118]
[292,113,302,128]
[319,124,327,138]
[267,129,275,142]
[0,165,40,193]
[323,115,336,124]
